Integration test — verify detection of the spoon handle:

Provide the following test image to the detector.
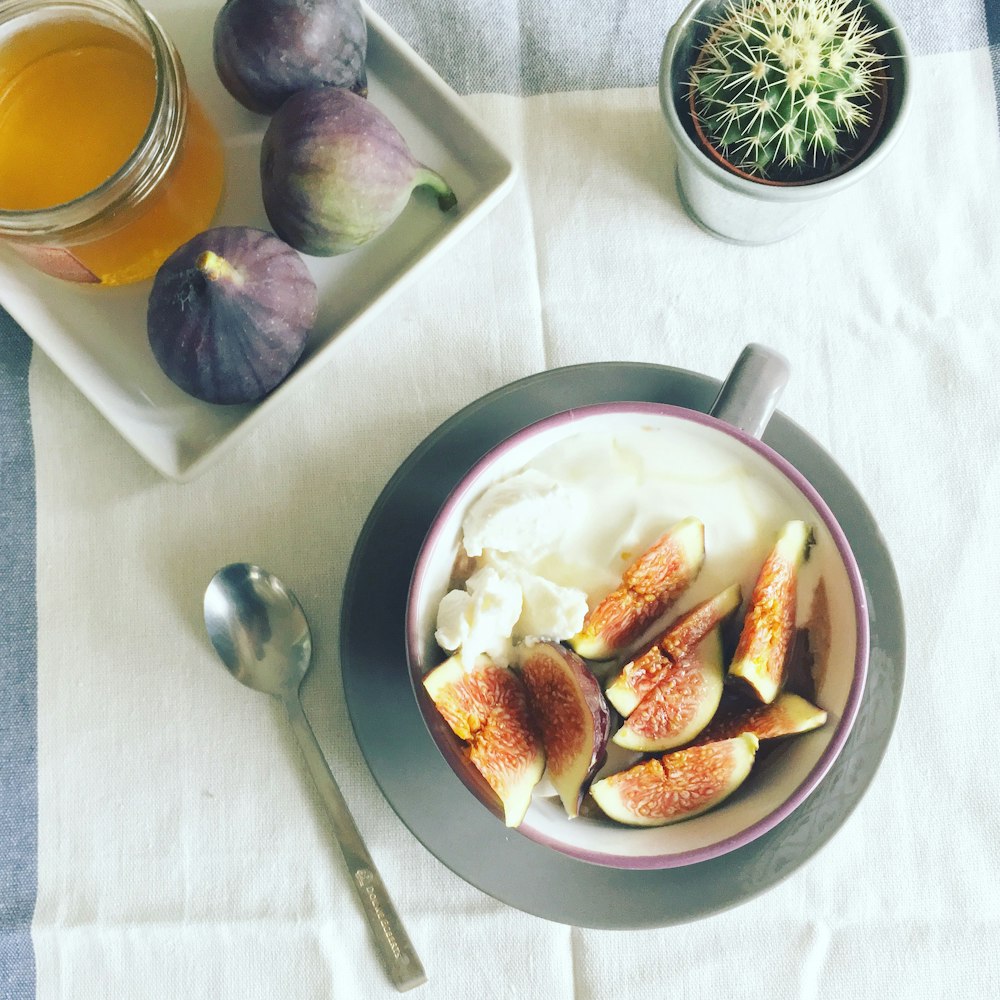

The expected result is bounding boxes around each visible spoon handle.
[283,694,427,992]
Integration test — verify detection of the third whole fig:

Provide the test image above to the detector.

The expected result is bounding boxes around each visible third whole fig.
[260,88,458,256]
[146,227,317,404]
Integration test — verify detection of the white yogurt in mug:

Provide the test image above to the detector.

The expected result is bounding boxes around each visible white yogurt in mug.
[432,417,855,701]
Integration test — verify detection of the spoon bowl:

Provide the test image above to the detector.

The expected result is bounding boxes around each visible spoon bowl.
[204,563,311,697]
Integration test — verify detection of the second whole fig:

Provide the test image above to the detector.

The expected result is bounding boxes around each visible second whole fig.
[260,88,457,256]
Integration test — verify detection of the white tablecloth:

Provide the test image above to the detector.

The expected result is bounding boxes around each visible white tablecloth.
[2,1,998,996]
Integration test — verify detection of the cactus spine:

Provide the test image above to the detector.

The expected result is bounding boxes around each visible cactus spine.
[690,0,887,179]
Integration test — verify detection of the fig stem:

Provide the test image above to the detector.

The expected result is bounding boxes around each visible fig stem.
[418,168,458,212]
[196,250,244,286]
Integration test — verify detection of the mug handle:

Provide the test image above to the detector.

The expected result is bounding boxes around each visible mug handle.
[709,343,790,440]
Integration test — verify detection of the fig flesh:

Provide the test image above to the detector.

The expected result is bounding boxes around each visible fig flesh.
[569,517,706,661]
[423,655,544,828]
[213,0,368,114]
[590,734,759,827]
[146,227,317,404]
[514,640,611,819]
[260,88,458,257]
[695,691,828,745]
[611,628,725,753]
[729,520,814,704]
[605,583,741,716]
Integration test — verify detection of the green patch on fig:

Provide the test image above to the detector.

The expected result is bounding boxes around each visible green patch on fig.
[729,520,815,704]
[423,654,544,828]
[146,226,317,405]
[260,88,458,257]
[590,734,759,828]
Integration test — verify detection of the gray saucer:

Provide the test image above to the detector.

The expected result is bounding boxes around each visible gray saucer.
[339,362,905,929]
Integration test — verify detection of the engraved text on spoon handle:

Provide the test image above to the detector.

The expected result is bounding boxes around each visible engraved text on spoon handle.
[284,694,427,992]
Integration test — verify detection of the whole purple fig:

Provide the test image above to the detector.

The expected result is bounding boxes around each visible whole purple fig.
[213,0,367,115]
[147,227,318,404]
[260,88,458,256]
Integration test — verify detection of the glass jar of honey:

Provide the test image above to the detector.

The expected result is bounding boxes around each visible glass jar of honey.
[0,0,224,285]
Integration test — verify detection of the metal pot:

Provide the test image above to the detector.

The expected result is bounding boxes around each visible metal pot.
[659,0,913,244]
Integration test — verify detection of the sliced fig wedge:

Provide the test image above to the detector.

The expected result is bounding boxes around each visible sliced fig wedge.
[729,520,814,704]
[590,733,759,827]
[611,628,725,753]
[423,655,545,828]
[515,641,611,819]
[695,691,828,745]
[569,517,705,661]
[605,583,741,716]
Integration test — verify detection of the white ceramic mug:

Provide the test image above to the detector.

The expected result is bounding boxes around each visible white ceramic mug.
[406,344,869,868]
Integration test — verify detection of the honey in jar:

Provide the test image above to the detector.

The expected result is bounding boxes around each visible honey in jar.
[0,0,224,285]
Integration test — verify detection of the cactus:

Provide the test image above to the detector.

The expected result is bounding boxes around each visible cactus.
[690,0,888,180]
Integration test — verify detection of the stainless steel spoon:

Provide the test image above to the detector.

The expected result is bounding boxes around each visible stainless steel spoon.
[204,563,427,992]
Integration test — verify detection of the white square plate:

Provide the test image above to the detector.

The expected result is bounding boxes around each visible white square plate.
[0,2,516,481]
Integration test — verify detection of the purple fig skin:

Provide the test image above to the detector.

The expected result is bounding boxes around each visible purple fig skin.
[515,641,611,819]
[147,227,318,405]
[260,88,458,256]
[213,0,368,115]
